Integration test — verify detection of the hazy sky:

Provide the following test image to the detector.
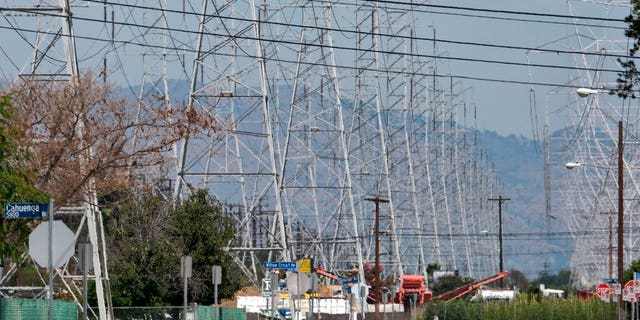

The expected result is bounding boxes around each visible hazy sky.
[426,1,630,138]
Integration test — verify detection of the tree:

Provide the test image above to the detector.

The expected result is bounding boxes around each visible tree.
[3,73,216,206]
[530,268,573,293]
[0,96,47,268]
[615,0,640,98]
[426,262,442,286]
[169,188,243,305]
[505,269,530,292]
[622,257,640,284]
[106,190,180,306]
[106,188,244,307]
[430,274,475,297]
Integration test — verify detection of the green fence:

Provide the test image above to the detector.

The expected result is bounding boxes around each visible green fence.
[111,305,247,320]
[0,299,246,320]
[196,305,246,320]
[0,298,78,320]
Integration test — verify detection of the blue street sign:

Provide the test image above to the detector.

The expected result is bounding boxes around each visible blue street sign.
[263,261,297,271]
[340,277,359,293]
[4,203,49,219]
[339,277,359,285]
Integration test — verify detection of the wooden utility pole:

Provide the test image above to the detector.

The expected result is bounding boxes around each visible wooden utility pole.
[365,195,389,320]
[488,195,510,288]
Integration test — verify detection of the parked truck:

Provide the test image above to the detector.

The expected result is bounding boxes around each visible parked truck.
[394,275,432,308]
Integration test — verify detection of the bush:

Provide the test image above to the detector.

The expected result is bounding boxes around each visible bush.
[420,295,617,320]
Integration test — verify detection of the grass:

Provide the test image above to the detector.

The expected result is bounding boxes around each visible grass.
[419,295,619,320]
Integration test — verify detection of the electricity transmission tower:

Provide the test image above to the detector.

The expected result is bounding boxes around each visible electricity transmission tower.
[0,1,112,319]
[167,0,501,283]
[174,0,289,285]
[534,0,636,286]
[0,0,507,300]
[267,1,366,280]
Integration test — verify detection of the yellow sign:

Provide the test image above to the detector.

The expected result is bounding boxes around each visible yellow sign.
[298,258,312,273]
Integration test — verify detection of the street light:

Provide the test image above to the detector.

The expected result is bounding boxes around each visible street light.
[573,87,624,320]
[565,162,581,169]
[576,87,601,98]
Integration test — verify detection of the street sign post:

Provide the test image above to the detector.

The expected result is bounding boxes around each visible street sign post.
[612,283,622,299]
[28,220,75,268]
[212,265,222,320]
[340,277,359,293]
[264,261,297,272]
[624,281,638,302]
[4,203,48,219]
[596,283,611,302]
[297,258,312,273]
[23,199,56,320]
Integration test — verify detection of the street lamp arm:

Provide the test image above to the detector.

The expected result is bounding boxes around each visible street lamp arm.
[565,162,623,170]
[565,162,581,169]
[576,87,604,98]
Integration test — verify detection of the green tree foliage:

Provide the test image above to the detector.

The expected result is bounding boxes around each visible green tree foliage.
[615,0,640,98]
[431,274,475,297]
[505,269,530,292]
[0,96,47,266]
[106,188,244,307]
[168,188,242,305]
[530,268,572,294]
[622,257,640,284]
[106,191,180,306]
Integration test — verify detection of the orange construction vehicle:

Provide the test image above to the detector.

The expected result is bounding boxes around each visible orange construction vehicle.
[394,275,432,308]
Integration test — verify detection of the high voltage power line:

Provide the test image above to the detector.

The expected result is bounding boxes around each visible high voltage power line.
[0,0,634,288]
[0,5,632,90]
[77,0,632,60]
[0,24,617,90]
[362,0,628,22]
[340,0,627,30]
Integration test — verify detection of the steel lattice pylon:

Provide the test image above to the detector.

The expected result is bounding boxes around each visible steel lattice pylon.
[537,0,637,286]
[0,0,508,298]
[163,0,504,283]
[267,1,366,280]
[0,1,112,319]
[174,0,289,286]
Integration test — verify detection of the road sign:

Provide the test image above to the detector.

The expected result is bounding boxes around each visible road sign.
[297,258,312,273]
[351,283,369,301]
[624,286,637,302]
[339,277,359,284]
[28,221,75,268]
[612,283,622,295]
[181,256,192,278]
[212,265,222,285]
[340,276,358,293]
[596,283,611,302]
[4,203,49,219]
[263,261,297,271]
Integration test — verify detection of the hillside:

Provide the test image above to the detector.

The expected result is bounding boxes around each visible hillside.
[477,131,571,279]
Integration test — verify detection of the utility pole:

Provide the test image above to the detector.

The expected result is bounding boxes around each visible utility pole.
[599,212,615,280]
[365,195,390,320]
[617,120,624,320]
[488,195,510,288]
